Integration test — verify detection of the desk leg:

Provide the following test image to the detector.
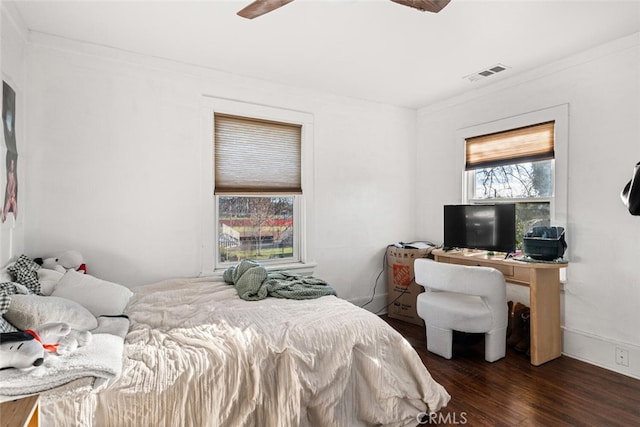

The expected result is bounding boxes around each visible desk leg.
[529,269,562,365]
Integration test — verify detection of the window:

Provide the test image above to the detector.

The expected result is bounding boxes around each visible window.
[217,196,296,263]
[200,97,314,273]
[215,113,301,265]
[460,106,568,252]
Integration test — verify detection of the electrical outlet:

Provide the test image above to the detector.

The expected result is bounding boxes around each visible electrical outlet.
[616,347,629,367]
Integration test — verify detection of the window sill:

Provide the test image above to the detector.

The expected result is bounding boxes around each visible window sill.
[265,261,318,275]
[202,260,318,279]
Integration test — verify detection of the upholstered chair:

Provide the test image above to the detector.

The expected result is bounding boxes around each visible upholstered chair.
[414,259,508,362]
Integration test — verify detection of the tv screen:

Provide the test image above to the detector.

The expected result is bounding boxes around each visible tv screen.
[443,204,516,253]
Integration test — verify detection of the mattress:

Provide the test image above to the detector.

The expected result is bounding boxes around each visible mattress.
[41,276,450,426]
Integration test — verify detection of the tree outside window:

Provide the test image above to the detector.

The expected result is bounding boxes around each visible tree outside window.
[471,159,553,249]
[218,196,294,262]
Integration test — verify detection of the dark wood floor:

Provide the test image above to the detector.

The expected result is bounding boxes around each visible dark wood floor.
[380,315,640,427]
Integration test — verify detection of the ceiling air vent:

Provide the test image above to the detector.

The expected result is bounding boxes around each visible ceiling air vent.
[464,63,510,82]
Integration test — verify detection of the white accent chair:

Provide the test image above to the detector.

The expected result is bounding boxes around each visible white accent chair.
[414,259,508,362]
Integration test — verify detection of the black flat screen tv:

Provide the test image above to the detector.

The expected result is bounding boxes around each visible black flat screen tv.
[443,204,516,254]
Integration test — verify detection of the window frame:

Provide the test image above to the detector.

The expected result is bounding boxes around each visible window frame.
[200,96,316,275]
[456,104,569,251]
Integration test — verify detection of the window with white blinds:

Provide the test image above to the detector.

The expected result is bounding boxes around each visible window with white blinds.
[214,114,302,194]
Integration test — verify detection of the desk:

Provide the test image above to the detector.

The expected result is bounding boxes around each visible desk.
[432,249,566,366]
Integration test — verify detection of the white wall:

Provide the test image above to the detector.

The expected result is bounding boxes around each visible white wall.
[416,33,640,378]
[0,3,27,266]
[15,4,640,378]
[23,32,415,310]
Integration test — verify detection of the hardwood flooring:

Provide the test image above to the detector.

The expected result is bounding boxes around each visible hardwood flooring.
[380,315,640,427]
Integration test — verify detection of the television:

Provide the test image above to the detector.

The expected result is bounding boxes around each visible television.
[443,204,516,254]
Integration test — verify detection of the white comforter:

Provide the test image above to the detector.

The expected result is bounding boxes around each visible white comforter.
[42,277,450,426]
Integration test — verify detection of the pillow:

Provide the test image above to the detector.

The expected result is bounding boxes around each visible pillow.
[37,268,64,296]
[4,294,98,331]
[51,270,133,317]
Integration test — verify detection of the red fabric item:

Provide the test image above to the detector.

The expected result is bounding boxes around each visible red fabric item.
[25,329,59,352]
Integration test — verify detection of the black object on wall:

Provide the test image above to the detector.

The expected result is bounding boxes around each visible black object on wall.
[621,162,640,216]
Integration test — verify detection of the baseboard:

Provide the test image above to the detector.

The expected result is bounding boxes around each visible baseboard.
[563,327,640,380]
[349,293,389,316]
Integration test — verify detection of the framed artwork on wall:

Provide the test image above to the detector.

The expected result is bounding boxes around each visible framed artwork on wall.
[2,81,18,225]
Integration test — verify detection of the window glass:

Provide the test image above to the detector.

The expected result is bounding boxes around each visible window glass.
[470,160,553,250]
[218,196,295,263]
[515,201,551,249]
[472,159,553,199]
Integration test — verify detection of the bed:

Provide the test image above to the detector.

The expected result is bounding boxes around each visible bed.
[9,274,450,426]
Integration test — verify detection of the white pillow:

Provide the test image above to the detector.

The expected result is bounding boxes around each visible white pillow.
[51,270,133,316]
[37,268,64,296]
[4,294,98,331]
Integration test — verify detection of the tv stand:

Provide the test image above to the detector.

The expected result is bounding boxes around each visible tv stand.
[432,249,567,366]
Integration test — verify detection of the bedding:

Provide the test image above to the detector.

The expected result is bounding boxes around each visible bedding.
[0,316,129,396]
[37,268,64,296]
[7,255,42,295]
[51,270,134,316]
[40,276,450,426]
[223,259,337,300]
[0,282,26,332]
[4,294,98,331]
[1,255,44,331]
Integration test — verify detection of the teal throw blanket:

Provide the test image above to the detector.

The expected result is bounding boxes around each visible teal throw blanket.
[223,260,337,301]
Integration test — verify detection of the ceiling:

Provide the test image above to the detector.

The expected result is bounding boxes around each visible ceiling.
[8,0,640,108]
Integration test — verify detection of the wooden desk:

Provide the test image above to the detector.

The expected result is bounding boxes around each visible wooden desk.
[0,394,40,427]
[432,249,567,366]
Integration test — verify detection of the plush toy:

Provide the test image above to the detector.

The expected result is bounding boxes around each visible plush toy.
[35,250,87,274]
[0,330,45,370]
[37,322,92,356]
[0,322,92,370]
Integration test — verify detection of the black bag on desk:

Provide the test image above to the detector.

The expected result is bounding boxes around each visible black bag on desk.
[523,226,567,261]
[621,162,640,216]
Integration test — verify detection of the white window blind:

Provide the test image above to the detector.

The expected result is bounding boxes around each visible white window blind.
[214,113,302,194]
[465,121,555,170]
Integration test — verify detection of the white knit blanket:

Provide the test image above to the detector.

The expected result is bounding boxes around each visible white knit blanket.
[0,316,128,398]
[0,332,124,396]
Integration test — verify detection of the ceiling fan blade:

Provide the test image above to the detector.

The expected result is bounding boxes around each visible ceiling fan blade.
[390,0,451,13]
[238,0,295,19]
